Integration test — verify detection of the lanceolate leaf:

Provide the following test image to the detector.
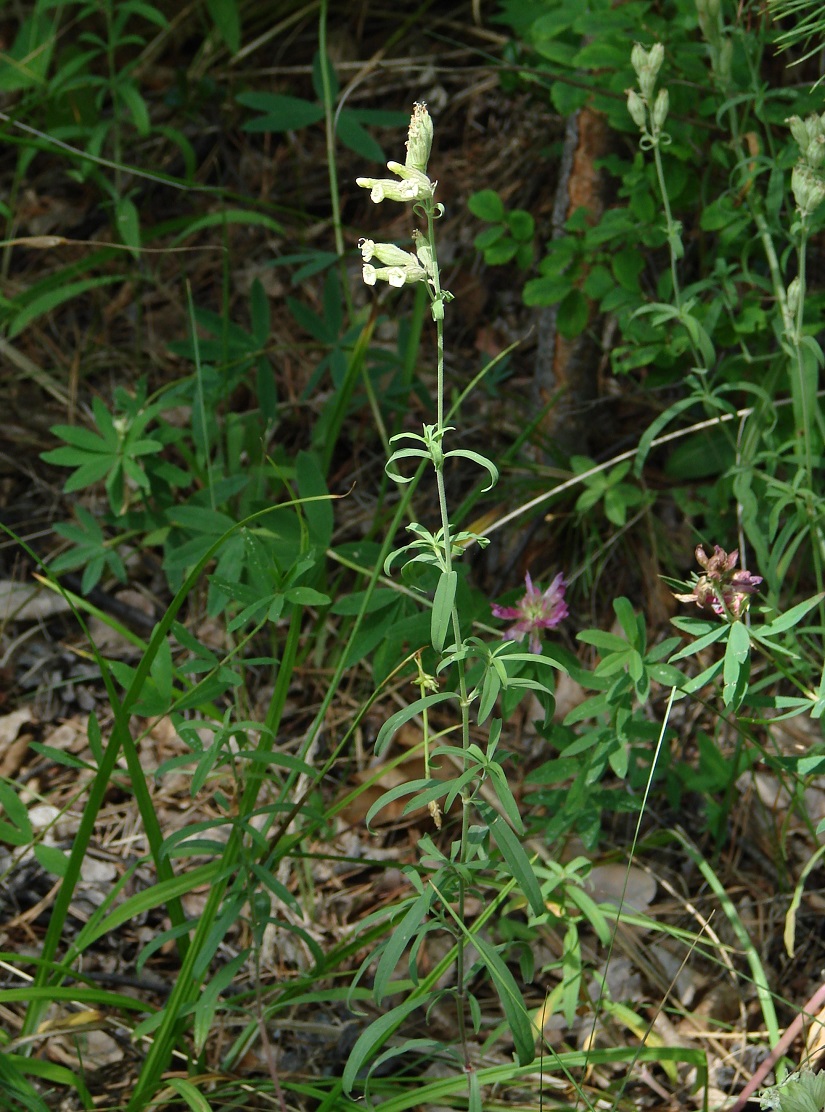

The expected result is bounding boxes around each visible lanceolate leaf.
[486,810,544,917]
[342,997,423,1094]
[470,933,535,1066]
[374,693,454,756]
[431,570,456,651]
[373,888,434,1004]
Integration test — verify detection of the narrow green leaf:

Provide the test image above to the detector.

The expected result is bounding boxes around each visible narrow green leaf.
[471,933,535,1066]
[759,593,824,635]
[342,997,422,1093]
[194,950,248,1054]
[164,1077,214,1112]
[431,570,456,652]
[487,812,544,917]
[373,889,433,1004]
[9,276,122,338]
[374,693,454,757]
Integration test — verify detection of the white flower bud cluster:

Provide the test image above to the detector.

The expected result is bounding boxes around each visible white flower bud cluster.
[787,112,825,216]
[627,43,669,143]
[356,103,435,208]
[405,102,433,174]
[355,103,442,295]
[358,238,429,287]
[631,43,664,101]
[696,0,732,87]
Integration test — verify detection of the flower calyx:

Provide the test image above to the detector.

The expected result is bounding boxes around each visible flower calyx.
[672,544,762,620]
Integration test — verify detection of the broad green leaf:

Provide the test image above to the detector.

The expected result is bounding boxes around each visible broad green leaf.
[723,621,750,709]
[0,781,33,846]
[468,189,505,222]
[206,0,240,53]
[336,115,385,162]
[34,844,69,878]
[760,1069,825,1112]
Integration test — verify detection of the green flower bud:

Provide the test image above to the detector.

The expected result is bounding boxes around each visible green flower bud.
[808,136,825,170]
[787,115,809,154]
[787,277,801,315]
[792,163,825,216]
[638,70,655,101]
[715,37,732,85]
[631,43,649,78]
[405,102,433,174]
[652,88,669,130]
[648,43,665,75]
[632,43,663,100]
[696,0,721,42]
[412,230,435,276]
[626,89,647,131]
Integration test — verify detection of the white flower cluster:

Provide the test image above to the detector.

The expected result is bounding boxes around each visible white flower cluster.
[355,103,437,289]
[358,231,435,289]
[787,112,825,216]
[626,43,669,139]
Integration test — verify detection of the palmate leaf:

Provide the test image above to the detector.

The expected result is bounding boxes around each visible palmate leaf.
[761,1069,825,1112]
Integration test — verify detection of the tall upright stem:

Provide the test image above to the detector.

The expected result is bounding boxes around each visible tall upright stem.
[425,194,473,1065]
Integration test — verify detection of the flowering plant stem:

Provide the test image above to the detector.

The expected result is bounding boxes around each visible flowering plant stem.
[355,105,551,1085]
[418,157,474,1068]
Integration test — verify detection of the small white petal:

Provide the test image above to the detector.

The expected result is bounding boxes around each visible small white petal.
[363,264,377,286]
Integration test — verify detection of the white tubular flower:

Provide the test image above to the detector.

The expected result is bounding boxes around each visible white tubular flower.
[405,102,433,173]
[370,242,421,269]
[359,238,376,261]
[386,161,435,200]
[356,176,421,204]
[356,162,434,205]
[362,262,427,288]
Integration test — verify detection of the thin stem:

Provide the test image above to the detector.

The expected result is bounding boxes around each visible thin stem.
[423,191,474,1066]
[651,139,682,311]
[318,0,344,259]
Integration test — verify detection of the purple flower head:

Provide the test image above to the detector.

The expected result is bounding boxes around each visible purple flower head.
[673,544,763,620]
[492,571,568,654]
